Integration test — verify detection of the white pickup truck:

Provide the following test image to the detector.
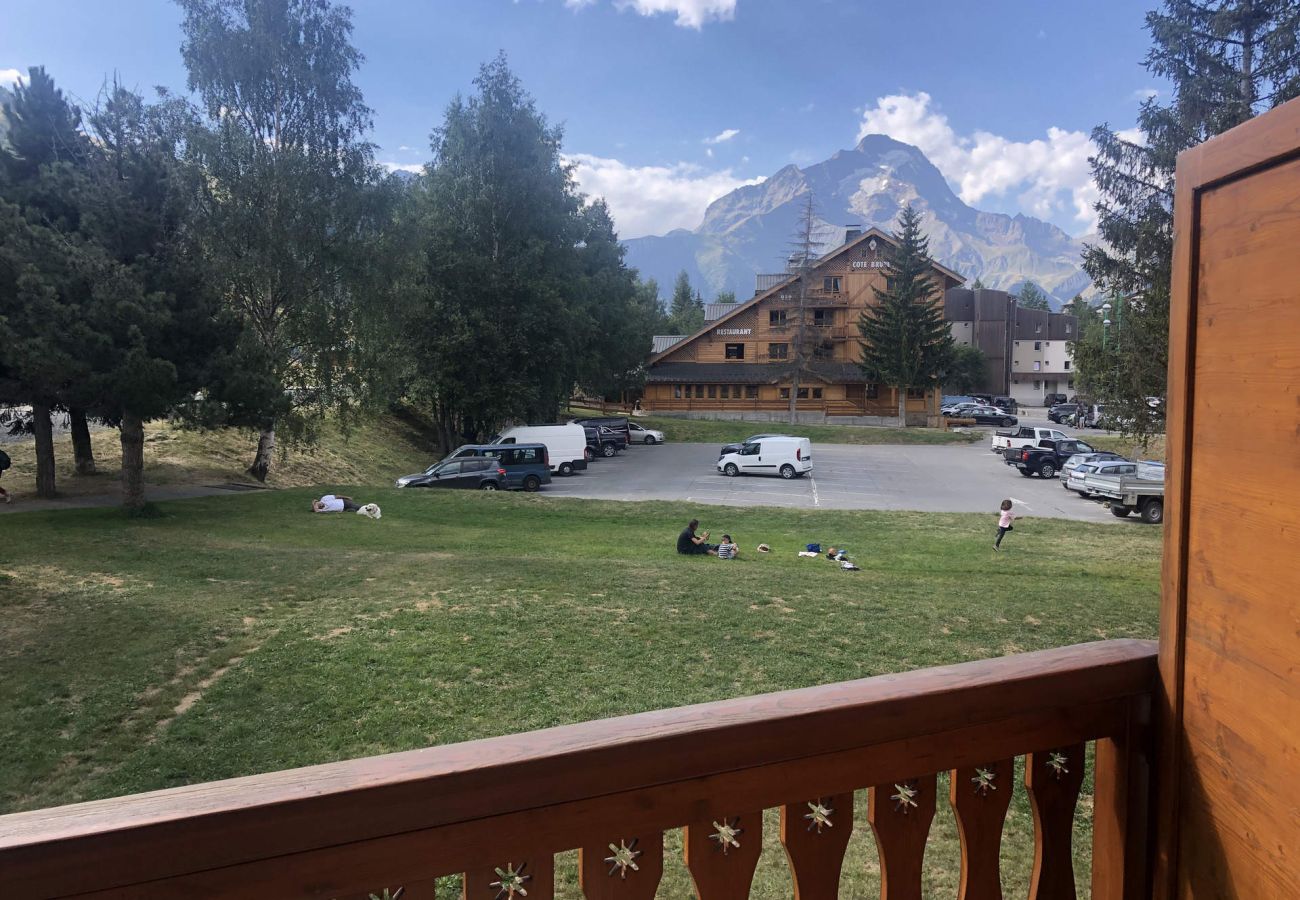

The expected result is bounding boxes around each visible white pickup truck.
[990,426,1072,456]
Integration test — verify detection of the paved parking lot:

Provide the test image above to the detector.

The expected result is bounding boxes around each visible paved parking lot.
[547,439,1132,523]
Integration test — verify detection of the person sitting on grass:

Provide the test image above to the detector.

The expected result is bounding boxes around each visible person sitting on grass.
[312,493,361,513]
[716,535,739,559]
[677,518,716,556]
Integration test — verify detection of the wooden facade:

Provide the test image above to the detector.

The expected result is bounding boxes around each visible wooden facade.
[1156,92,1300,899]
[642,228,964,420]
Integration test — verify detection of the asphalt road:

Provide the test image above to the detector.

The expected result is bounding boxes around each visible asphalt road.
[547,438,1133,523]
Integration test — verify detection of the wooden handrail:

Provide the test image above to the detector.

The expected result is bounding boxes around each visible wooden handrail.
[0,639,1157,899]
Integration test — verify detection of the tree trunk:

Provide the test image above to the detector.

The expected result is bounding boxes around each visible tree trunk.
[248,422,275,483]
[32,402,57,498]
[120,412,146,511]
[788,369,800,425]
[70,407,97,475]
[897,386,908,427]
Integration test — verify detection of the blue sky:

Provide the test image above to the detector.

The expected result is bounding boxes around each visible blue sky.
[2,1,1160,238]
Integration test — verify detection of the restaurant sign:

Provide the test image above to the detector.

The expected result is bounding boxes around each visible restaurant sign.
[715,328,752,336]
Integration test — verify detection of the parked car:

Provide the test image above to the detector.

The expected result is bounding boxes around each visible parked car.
[960,405,1019,427]
[720,433,786,456]
[717,436,812,479]
[1065,459,1138,497]
[1044,392,1068,407]
[627,421,665,445]
[1003,437,1097,478]
[439,443,553,491]
[941,395,976,409]
[990,425,1070,455]
[970,393,994,405]
[395,457,510,491]
[574,416,631,446]
[1060,451,1129,487]
[595,425,627,457]
[1047,403,1080,424]
[1087,462,1166,523]
[991,395,1018,413]
[491,423,588,476]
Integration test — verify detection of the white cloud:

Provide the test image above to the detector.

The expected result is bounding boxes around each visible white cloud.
[380,161,423,174]
[566,0,737,28]
[398,144,412,151]
[705,147,713,158]
[857,91,1100,232]
[566,153,762,237]
[0,68,23,87]
[704,128,739,144]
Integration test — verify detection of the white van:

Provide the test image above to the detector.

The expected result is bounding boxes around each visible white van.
[493,424,589,476]
[716,436,813,479]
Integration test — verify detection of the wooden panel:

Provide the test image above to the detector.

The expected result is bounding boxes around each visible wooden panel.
[1090,696,1152,900]
[779,792,854,900]
[949,759,1014,900]
[1176,149,1300,899]
[578,833,663,900]
[683,811,762,900]
[867,774,937,900]
[1025,743,1086,900]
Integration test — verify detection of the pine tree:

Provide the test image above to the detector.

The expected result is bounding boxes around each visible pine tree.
[1016,282,1051,310]
[1084,0,1300,442]
[667,270,703,334]
[785,192,820,424]
[716,290,737,304]
[971,276,987,290]
[857,206,955,426]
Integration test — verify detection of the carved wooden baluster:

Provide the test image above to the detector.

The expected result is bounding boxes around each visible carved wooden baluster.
[462,855,554,900]
[949,760,1014,900]
[867,774,937,900]
[578,833,664,899]
[1026,742,1087,900]
[683,811,763,900]
[779,792,854,900]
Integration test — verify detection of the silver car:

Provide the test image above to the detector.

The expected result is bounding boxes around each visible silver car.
[626,422,665,445]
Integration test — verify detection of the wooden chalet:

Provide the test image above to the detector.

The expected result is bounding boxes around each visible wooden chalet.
[642,227,965,423]
[3,96,1300,899]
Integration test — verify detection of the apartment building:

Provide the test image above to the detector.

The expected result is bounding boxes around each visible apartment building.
[643,228,964,423]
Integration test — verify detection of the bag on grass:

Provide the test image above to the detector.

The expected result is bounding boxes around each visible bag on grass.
[805,543,821,553]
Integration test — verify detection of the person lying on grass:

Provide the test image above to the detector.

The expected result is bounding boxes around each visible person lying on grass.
[312,493,361,513]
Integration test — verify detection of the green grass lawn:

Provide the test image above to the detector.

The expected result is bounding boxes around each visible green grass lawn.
[0,490,1160,898]
[570,406,983,446]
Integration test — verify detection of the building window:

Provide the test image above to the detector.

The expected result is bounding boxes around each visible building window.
[769,310,787,326]
[1045,341,1051,347]
[768,342,788,360]
[1033,361,1041,371]
[797,387,809,399]
[1068,379,1075,389]
[823,276,842,293]
[694,384,704,398]
[673,384,682,399]
[1034,341,1042,350]
[745,385,758,399]
[1066,324,1072,334]
[813,309,833,326]
[1014,360,1019,366]
[813,340,834,360]
[720,385,730,399]
[779,387,790,400]
[886,277,898,292]
[866,383,879,399]
[907,387,926,399]
[812,388,823,399]
[707,385,717,398]
[725,343,745,360]
[733,385,742,398]
[1035,325,1042,334]
[1014,341,1021,347]
[1033,380,1041,390]
[1065,360,1071,370]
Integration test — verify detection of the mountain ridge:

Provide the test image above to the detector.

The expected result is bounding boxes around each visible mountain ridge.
[622,134,1092,310]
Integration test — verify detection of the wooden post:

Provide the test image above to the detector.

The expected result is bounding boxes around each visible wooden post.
[1092,697,1152,900]
[868,774,937,900]
[579,833,663,900]
[949,759,1014,900]
[780,792,854,900]
[683,811,762,900]
[1026,743,1086,900]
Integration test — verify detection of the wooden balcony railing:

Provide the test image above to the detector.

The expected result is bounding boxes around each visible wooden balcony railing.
[0,640,1155,900]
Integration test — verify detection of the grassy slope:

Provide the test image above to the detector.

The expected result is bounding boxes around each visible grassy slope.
[1086,433,1167,462]
[571,407,983,447]
[0,413,436,500]
[0,490,1160,898]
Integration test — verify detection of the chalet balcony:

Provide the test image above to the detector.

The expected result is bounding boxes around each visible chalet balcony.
[0,640,1155,899]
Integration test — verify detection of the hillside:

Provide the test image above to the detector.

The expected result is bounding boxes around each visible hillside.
[624,134,1091,308]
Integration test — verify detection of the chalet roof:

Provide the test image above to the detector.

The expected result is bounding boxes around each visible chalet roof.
[644,361,865,384]
[651,335,688,354]
[704,303,737,322]
[648,226,965,366]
